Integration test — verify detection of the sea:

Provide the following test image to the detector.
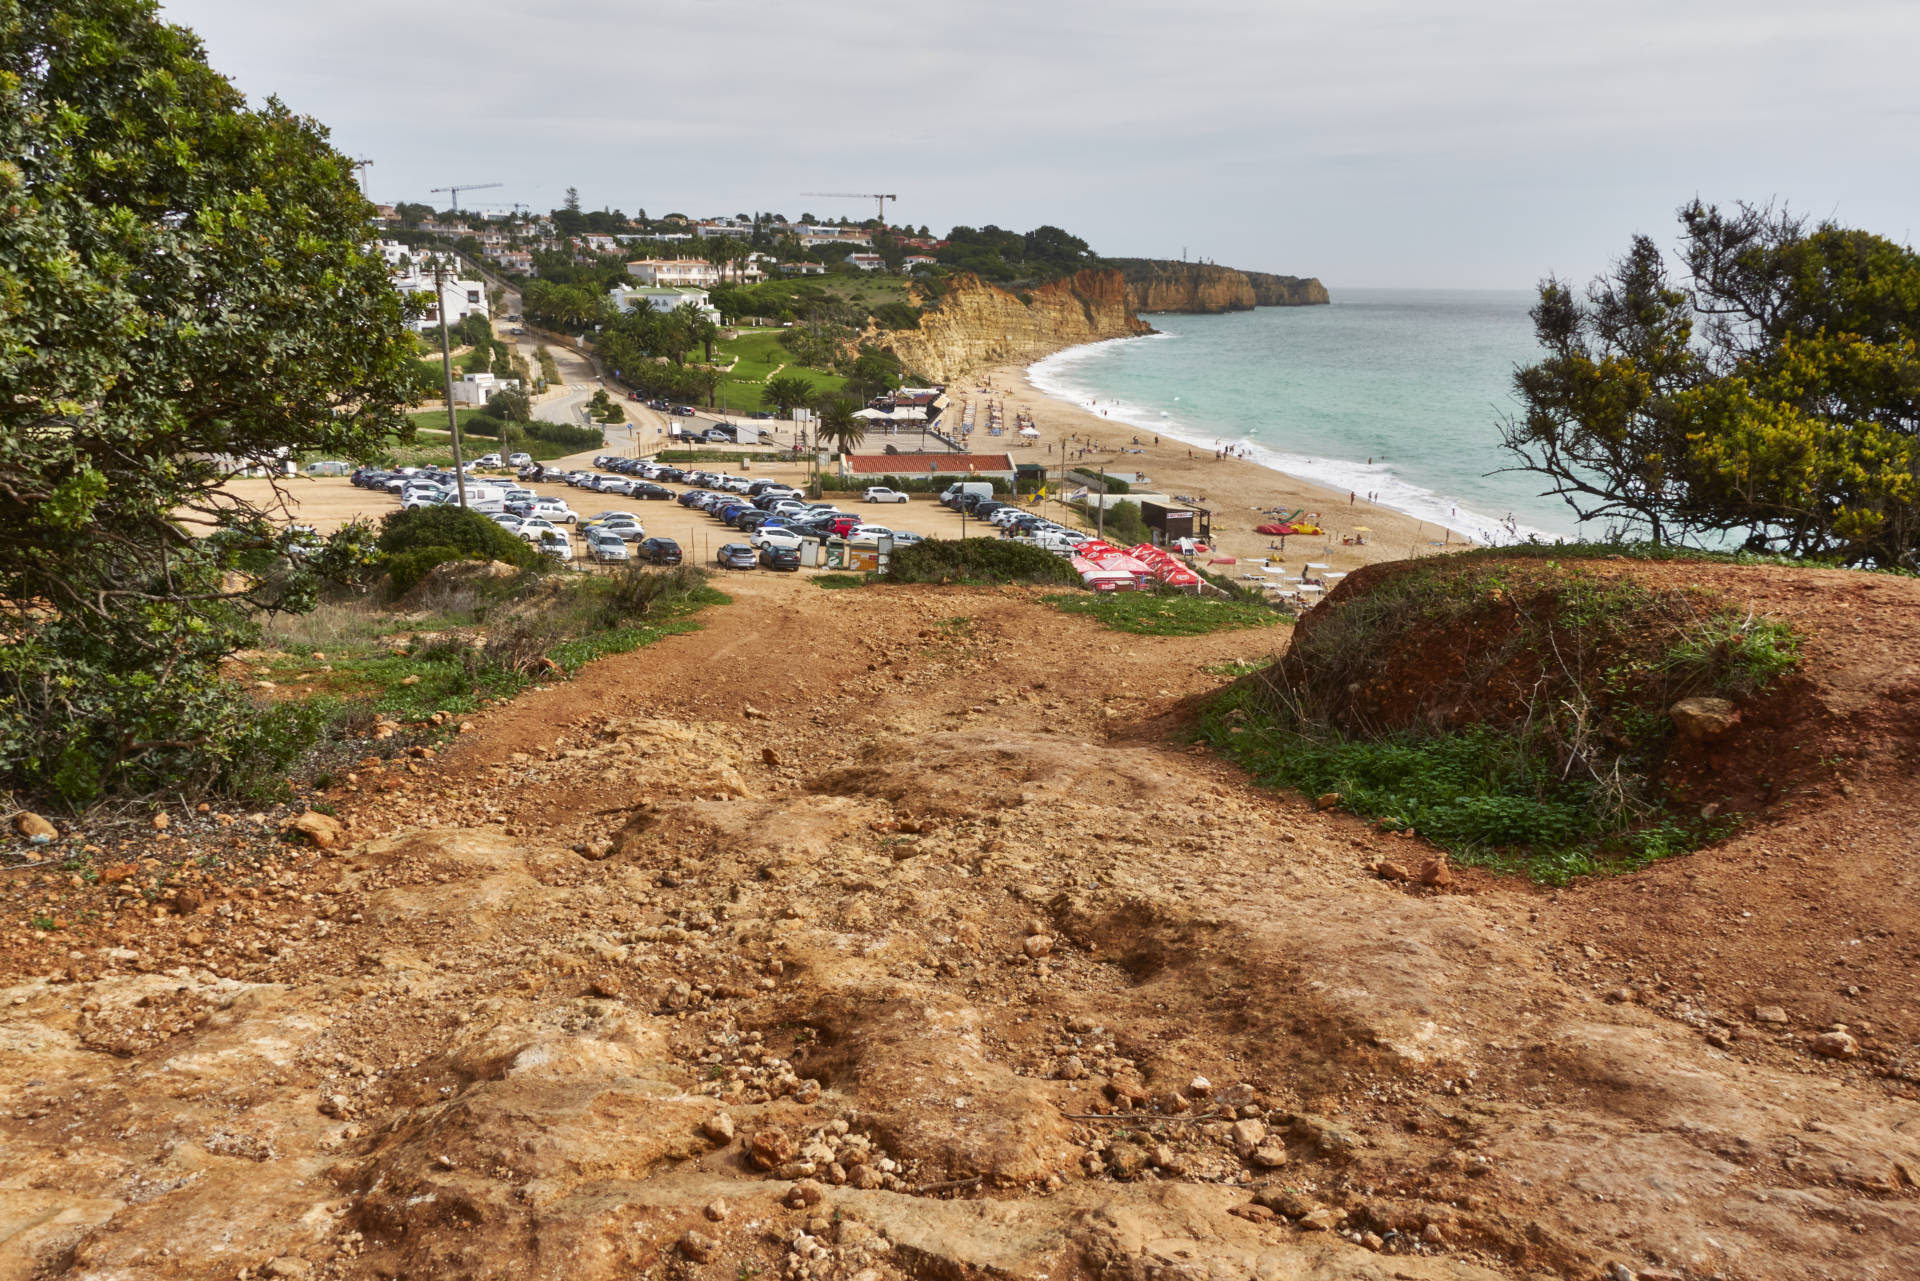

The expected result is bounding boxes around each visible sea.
[1028,287,1577,545]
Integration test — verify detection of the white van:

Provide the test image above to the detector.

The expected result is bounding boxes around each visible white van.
[940,481,993,508]
[461,483,508,515]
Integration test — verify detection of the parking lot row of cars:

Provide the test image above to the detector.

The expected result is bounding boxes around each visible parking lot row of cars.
[940,488,1094,554]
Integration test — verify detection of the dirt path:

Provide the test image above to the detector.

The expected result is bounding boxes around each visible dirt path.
[2,568,1917,1280]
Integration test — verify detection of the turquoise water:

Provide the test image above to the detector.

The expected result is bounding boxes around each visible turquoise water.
[1029,288,1576,543]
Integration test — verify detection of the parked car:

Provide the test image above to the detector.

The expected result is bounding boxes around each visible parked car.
[584,530,629,562]
[593,518,645,541]
[863,486,910,504]
[889,530,927,547]
[533,529,574,562]
[848,524,893,542]
[733,510,773,532]
[715,542,757,570]
[749,410,772,420]
[474,452,503,468]
[827,514,862,538]
[672,405,696,416]
[628,482,673,501]
[751,527,804,552]
[507,452,533,467]
[758,545,801,572]
[638,537,682,565]
[515,517,560,541]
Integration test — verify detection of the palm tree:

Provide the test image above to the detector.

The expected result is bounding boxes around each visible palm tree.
[761,375,816,418]
[814,393,867,457]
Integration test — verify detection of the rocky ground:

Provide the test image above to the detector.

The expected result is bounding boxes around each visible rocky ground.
[3,564,1918,1281]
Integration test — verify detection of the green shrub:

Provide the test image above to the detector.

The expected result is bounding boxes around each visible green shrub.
[597,564,721,625]
[885,538,1082,586]
[376,505,542,594]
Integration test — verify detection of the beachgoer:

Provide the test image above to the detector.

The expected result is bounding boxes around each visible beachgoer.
[1349,492,1355,505]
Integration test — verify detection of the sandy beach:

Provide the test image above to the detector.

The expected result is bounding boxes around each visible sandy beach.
[971,356,1475,579]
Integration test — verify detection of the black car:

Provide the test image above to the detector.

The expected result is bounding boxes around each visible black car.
[651,466,685,484]
[629,483,673,501]
[758,545,801,572]
[638,537,682,565]
[749,411,772,420]
[733,510,773,531]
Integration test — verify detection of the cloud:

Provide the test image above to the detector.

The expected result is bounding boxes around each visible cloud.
[159,0,1920,286]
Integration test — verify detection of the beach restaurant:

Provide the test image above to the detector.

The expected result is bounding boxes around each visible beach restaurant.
[839,452,1017,484]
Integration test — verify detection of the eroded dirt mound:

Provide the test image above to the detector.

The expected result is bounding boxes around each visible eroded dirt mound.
[3,569,1919,1280]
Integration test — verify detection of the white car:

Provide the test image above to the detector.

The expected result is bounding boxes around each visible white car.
[516,517,559,541]
[507,452,533,467]
[592,474,629,492]
[532,529,574,561]
[862,486,910,504]
[751,527,803,552]
[532,500,577,524]
[473,452,503,467]
[848,524,893,542]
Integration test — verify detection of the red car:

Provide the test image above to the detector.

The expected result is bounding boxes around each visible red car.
[828,514,861,538]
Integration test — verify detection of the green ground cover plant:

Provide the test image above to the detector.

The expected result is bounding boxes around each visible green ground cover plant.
[1043,590,1285,636]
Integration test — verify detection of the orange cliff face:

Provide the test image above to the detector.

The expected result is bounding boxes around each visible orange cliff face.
[875,270,1153,384]
[1107,259,1331,314]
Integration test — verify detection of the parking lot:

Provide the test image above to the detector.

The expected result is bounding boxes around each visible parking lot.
[229,446,1090,574]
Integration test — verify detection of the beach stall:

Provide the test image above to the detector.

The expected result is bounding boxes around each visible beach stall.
[1071,555,1137,592]
[1125,543,1203,590]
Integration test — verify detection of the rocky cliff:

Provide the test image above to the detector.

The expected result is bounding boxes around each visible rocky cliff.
[878,269,1153,383]
[1108,258,1330,313]
[1245,270,1331,307]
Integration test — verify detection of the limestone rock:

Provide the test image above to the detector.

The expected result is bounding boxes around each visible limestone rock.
[679,1229,717,1263]
[13,811,57,841]
[282,810,346,850]
[1812,1030,1859,1059]
[1670,696,1740,740]
[1420,857,1453,887]
[702,1111,736,1143]
[750,1128,794,1170]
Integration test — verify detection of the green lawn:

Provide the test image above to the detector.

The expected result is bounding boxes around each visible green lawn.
[712,328,845,411]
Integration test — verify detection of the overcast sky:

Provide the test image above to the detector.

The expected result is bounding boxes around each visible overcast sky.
[162,0,1919,290]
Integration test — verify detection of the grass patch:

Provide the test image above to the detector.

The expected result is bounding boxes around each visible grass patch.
[241,567,725,800]
[1044,590,1286,636]
[812,573,867,590]
[1198,700,1727,884]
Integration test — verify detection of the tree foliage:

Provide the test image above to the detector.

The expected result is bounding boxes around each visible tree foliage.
[1505,202,1920,567]
[0,0,418,802]
[761,375,816,417]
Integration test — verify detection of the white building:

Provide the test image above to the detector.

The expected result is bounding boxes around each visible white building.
[450,372,522,406]
[782,261,826,276]
[609,284,721,324]
[378,241,489,332]
[696,219,755,240]
[626,258,720,287]
[846,253,884,271]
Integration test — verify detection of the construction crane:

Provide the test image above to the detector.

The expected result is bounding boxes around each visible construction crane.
[350,157,374,198]
[801,192,898,225]
[429,181,502,211]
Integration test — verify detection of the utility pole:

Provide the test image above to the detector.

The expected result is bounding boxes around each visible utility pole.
[433,258,469,507]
